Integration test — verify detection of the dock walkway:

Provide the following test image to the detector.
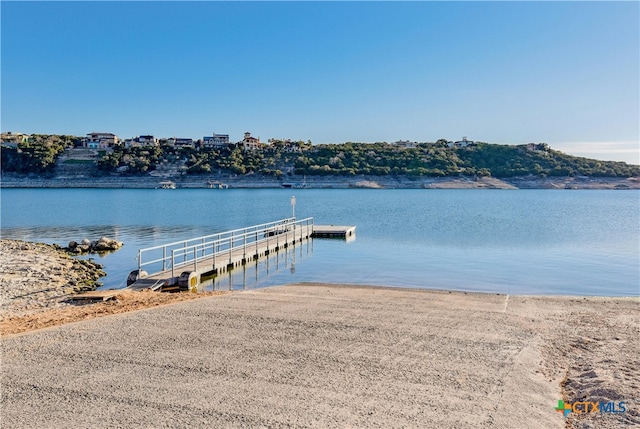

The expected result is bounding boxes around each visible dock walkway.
[127,218,354,291]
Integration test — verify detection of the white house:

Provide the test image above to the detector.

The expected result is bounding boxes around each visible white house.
[393,140,418,149]
[448,137,475,149]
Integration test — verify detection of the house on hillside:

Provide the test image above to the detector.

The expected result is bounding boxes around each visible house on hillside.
[524,143,550,152]
[84,132,119,149]
[447,137,475,149]
[268,138,305,153]
[202,133,230,149]
[124,135,158,148]
[241,132,263,151]
[1,132,30,147]
[167,137,195,148]
[393,140,418,149]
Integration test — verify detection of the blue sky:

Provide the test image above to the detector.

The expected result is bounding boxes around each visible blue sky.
[2,1,639,164]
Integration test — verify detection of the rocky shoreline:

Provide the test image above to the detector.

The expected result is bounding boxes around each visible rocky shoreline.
[0,239,106,317]
[1,173,639,189]
[0,239,226,334]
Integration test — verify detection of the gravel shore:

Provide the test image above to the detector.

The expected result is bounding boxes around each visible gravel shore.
[0,239,106,317]
[2,283,638,428]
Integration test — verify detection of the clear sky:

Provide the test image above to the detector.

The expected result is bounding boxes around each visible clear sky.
[2,1,639,164]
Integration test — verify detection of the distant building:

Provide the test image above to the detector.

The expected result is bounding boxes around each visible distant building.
[448,137,475,149]
[202,133,230,149]
[124,135,158,148]
[167,137,194,148]
[268,138,305,153]
[524,143,550,152]
[1,132,29,147]
[241,132,263,151]
[393,140,418,149]
[84,132,119,149]
[137,135,158,146]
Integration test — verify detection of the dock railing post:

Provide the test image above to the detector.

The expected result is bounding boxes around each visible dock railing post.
[171,249,175,279]
[194,246,197,272]
[137,250,142,274]
[162,246,166,271]
[213,239,217,270]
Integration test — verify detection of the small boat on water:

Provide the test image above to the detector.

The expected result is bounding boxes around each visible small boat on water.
[282,176,307,189]
[157,181,176,189]
[207,180,229,189]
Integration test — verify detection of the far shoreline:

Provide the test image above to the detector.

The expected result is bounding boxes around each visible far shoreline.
[1,173,639,190]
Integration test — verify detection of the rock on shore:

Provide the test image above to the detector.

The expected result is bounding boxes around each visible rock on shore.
[0,239,106,318]
[66,236,123,254]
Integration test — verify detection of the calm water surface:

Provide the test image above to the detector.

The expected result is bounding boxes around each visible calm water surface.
[1,188,638,296]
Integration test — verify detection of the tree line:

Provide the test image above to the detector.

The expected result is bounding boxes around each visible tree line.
[2,135,638,178]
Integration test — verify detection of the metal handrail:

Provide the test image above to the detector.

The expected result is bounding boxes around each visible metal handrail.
[137,217,314,277]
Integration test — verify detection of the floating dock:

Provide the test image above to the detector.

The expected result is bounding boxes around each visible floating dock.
[122,218,355,292]
[311,225,356,239]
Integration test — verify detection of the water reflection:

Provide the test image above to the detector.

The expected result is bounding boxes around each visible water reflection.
[0,224,208,246]
[197,239,313,291]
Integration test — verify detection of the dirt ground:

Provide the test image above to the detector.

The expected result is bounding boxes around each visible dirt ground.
[2,284,638,429]
[0,289,226,336]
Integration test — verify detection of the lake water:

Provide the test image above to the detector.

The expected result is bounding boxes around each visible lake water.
[1,188,638,296]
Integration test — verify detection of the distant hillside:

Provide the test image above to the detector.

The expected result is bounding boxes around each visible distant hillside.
[2,136,638,179]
